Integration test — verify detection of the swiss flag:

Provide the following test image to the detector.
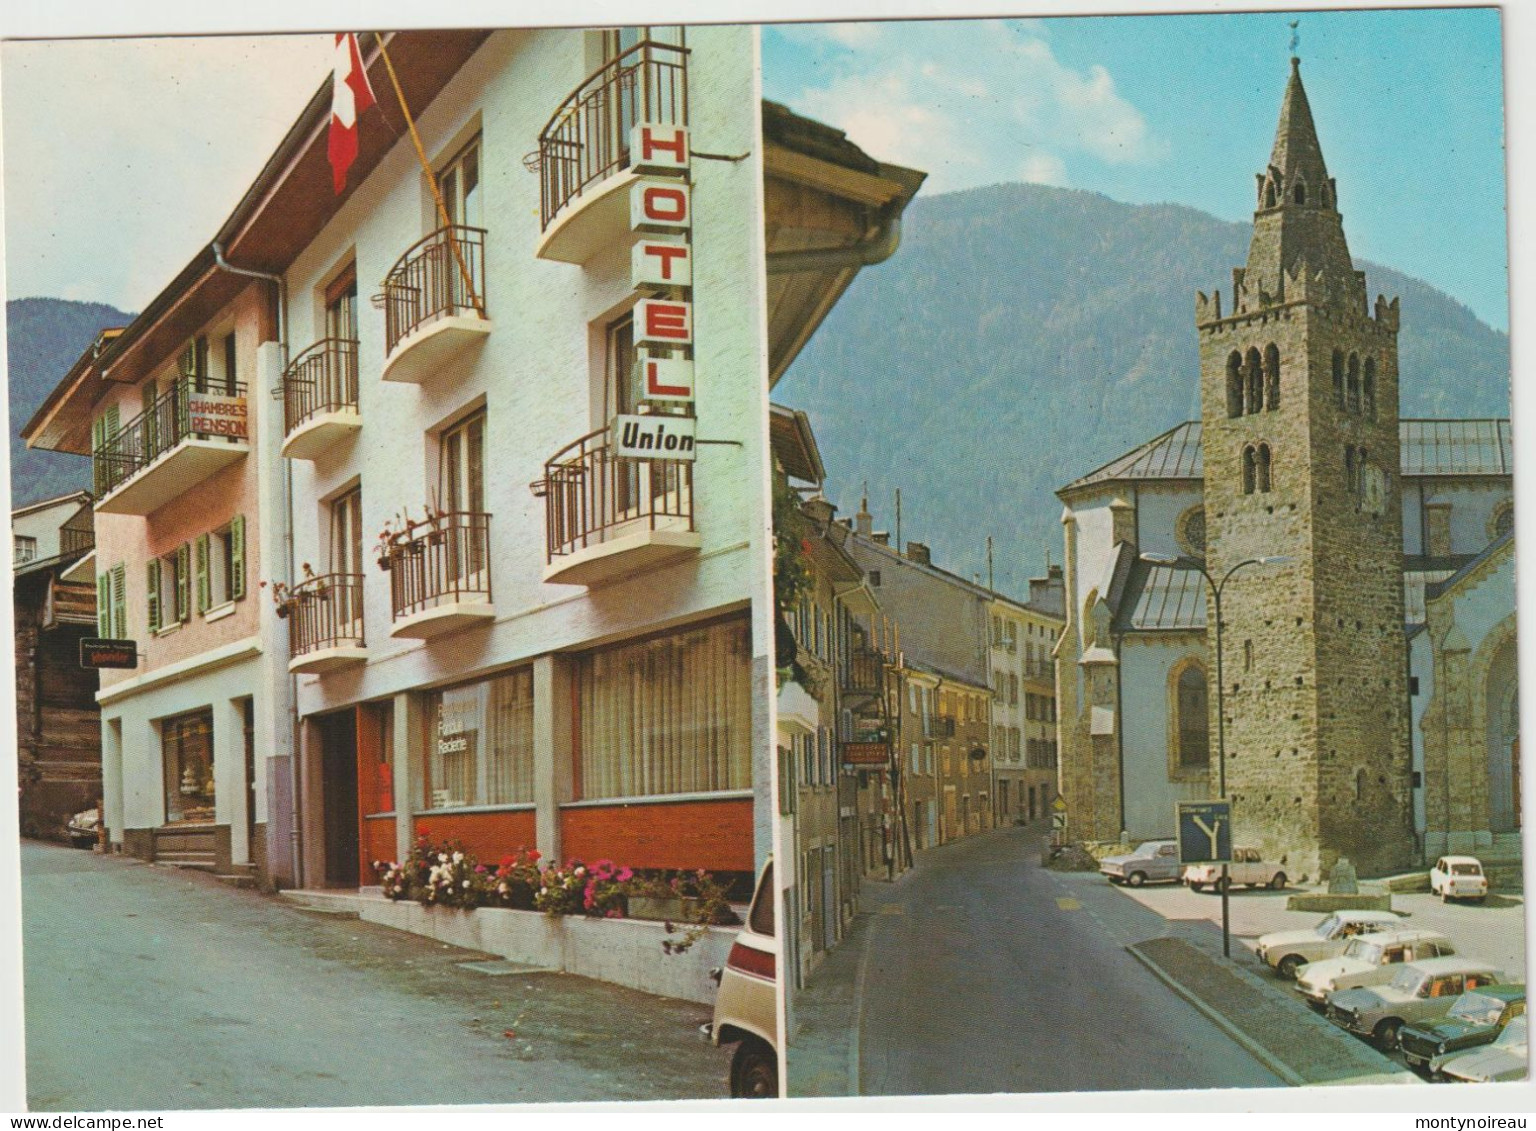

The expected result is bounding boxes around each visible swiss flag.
[327,33,377,194]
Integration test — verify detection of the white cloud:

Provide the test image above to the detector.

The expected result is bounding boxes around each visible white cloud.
[2,34,334,310]
[777,18,1158,194]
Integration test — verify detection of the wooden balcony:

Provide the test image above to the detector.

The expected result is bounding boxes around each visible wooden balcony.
[378,226,490,384]
[287,573,367,674]
[280,339,360,460]
[386,511,494,638]
[94,381,249,516]
[535,40,688,264]
[538,425,698,587]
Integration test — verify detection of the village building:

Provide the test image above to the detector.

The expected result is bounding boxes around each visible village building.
[12,490,100,840]
[1055,59,1516,881]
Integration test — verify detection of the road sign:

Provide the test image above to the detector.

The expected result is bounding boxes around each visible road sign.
[1176,800,1232,865]
[1051,795,1067,813]
[80,638,138,670]
[1051,812,1067,831]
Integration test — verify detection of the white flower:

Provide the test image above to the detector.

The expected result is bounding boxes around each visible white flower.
[437,853,448,864]
[452,852,464,864]
[462,880,471,889]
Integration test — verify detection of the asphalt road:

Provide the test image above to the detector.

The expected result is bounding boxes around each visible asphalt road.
[854,826,1285,1096]
[20,841,729,1111]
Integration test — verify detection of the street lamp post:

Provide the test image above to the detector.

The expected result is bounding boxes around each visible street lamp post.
[1141,551,1293,959]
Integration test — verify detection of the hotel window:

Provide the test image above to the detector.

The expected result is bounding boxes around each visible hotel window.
[575,616,752,800]
[423,668,534,809]
[438,136,483,231]
[97,564,126,638]
[147,544,191,632]
[196,516,246,613]
[440,410,487,586]
[162,708,215,824]
[13,536,36,565]
[331,489,364,575]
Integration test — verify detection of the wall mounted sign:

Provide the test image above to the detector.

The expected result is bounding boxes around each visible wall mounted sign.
[613,414,696,461]
[80,638,138,670]
[188,393,249,440]
[627,121,697,419]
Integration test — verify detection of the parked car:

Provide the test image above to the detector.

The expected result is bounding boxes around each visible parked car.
[66,807,99,849]
[1440,1014,1529,1083]
[1400,985,1526,1078]
[1256,909,1404,980]
[1326,957,1506,1051]
[1184,846,1287,892]
[1099,840,1181,887]
[1430,856,1489,903]
[1296,929,1459,1006]
[702,857,778,1098]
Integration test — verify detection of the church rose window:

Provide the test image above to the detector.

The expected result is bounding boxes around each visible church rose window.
[1176,505,1206,557]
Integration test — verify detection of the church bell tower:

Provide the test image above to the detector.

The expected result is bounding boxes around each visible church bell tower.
[1196,58,1415,878]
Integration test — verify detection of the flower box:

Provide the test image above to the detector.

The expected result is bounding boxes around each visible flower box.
[626,894,697,923]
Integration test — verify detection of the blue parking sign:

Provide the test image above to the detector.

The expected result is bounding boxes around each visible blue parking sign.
[1176,801,1232,865]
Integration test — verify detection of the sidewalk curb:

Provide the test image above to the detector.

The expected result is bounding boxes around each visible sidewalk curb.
[1125,942,1307,1087]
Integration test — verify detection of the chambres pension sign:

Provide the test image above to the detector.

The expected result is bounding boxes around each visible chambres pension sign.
[614,122,697,462]
[188,391,249,440]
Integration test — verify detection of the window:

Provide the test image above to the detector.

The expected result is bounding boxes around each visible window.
[1264,343,1280,410]
[331,489,364,576]
[1175,663,1211,770]
[196,516,246,613]
[575,616,751,799]
[1242,445,1257,495]
[1226,352,1243,418]
[1347,354,1361,413]
[438,136,482,230]
[162,709,215,824]
[326,267,360,342]
[1245,348,1263,415]
[13,536,37,565]
[96,564,127,638]
[868,570,881,588]
[1333,350,1345,409]
[1256,444,1272,493]
[147,545,191,633]
[424,668,534,809]
[441,411,487,588]
[1363,358,1376,420]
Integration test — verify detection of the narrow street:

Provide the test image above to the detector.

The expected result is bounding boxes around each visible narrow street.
[849,825,1284,1096]
[21,841,729,1110]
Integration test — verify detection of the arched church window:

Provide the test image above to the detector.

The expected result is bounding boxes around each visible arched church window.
[1257,443,1273,493]
[1227,352,1244,418]
[1264,344,1281,410]
[1175,664,1211,771]
[1347,354,1361,413]
[1363,358,1377,420]
[1242,445,1257,495]
[1333,351,1345,409]
[1246,348,1264,415]
[1294,181,1307,205]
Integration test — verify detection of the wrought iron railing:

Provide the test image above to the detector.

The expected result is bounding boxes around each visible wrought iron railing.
[386,511,492,622]
[841,648,886,698]
[93,381,248,498]
[287,573,365,660]
[59,504,95,557]
[539,425,694,564]
[282,338,358,437]
[537,40,689,230]
[380,226,487,356]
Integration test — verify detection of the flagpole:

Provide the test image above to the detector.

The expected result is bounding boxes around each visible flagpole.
[370,33,480,315]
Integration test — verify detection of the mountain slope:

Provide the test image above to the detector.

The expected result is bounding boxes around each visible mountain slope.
[7,298,135,508]
[776,183,1511,596]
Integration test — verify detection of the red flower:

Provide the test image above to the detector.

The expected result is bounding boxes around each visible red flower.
[800,538,813,556]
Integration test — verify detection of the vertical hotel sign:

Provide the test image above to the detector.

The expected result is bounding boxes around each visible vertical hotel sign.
[617,123,696,460]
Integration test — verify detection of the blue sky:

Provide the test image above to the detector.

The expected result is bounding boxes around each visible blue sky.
[763,7,1510,330]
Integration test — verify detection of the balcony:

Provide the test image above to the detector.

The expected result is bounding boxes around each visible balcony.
[840,648,886,699]
[1023,659,1055,683]
[538,425,698,587]
[280,339,360,460]
[94,381,249,516]
[59,504,95,558]
[924,715,957,740]
[287,573,367,674]
[535,40,688,264]
[379,226,490,385]
[386,511,494,638]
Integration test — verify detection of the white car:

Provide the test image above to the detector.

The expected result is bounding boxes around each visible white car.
[1183,846,1286,892]
[702,858,778,1098]
[1441,1014,1529,1083]
[1430,855,1489,903]
[1256,909,1404,980]
[1294,928,1458,1006]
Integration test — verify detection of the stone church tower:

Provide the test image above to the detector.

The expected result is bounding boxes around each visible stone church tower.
[1196,59,1416,878]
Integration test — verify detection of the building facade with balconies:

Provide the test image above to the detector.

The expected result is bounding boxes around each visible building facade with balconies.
[988,576,1065,826]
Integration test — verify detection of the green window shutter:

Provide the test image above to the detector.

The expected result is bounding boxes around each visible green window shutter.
[175,543,191,623]
[147,559,162,634]
[97,573,111,637]
[195,534,210,613]
[230,515,246,600]
[111,565,127,639]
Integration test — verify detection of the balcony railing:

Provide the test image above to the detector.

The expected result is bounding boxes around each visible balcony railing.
[386,511,492,623]
[93,380,247,499]
[924,715,957,739]
[380,226,487,357]
[59,505,95,558]
[841,648,886,698]
[537,40,689,231]
[282,338,358,437]
[1022,659,1055,682]
[542,425,694,565]
[288,573,365,661]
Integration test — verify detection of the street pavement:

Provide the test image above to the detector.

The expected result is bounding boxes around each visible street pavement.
[20,841,730,1111]
[818,823,1286,1097]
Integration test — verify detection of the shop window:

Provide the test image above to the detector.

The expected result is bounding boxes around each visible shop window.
[424,668,535,809]
[575,616,752,800]
[162,709,215,824]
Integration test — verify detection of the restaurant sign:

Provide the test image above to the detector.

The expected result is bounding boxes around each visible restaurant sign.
[842,741,891,768]
[80,638,138,670]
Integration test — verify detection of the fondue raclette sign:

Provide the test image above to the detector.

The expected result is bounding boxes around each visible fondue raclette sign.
[624,123,696,454]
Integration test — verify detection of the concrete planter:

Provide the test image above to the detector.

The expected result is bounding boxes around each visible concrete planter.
[359,898,734,1004]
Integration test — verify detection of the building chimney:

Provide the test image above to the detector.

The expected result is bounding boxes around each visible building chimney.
[856,491,873,537]
[802,495,835,525]
[906,541,931,566]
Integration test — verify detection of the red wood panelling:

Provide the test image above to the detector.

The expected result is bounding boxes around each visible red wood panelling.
[414,810,538,863]
[559,798,753,871]
[361,814,396,871]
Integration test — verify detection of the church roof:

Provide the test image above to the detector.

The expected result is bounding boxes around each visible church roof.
[1115,561,1208,632]
[1061,418,1512,495]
